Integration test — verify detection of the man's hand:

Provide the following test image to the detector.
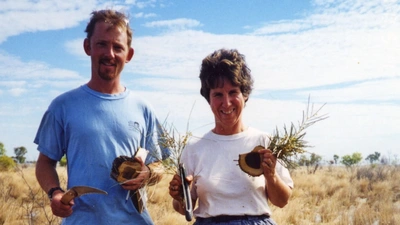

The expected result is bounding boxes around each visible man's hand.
[120,157,148,190]
[50,191,74,218]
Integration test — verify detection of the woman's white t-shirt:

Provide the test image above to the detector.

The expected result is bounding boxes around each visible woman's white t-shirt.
[180,127,294,218]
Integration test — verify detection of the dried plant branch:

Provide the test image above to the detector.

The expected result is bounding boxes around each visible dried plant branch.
[158,123,191,174]
[158,103,195,174]
[16,166,61,224]
[268,97,328,169]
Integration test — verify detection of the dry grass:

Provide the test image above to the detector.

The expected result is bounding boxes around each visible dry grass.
[1,165,399,225]
[0,165,67,225]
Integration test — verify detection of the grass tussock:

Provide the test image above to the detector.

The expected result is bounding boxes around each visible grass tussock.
[0,166,67,225]
[1,165,399,225]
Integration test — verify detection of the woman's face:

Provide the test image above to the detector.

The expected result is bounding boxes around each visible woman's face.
[209,78,247,135]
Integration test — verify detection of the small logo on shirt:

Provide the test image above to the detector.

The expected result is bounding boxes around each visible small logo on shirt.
[128,121,140,132]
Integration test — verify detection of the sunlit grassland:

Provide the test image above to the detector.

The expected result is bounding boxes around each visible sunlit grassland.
[1,165,399,225]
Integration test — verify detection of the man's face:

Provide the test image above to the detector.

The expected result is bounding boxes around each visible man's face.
[85,21,133,81]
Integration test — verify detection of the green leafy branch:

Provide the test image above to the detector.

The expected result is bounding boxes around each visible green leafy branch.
[268,97,329,169]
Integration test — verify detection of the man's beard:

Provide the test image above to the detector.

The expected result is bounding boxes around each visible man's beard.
[98,70,116,80]
[98,60,119,80]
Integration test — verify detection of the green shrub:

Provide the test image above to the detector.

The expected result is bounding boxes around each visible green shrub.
[0,155,16,171]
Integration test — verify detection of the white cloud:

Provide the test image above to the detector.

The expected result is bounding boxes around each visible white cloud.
[9,88,27,96]
[0,0,160,44]
[0,81,26,87]
[139,90,214,133]
[123,77,199,95]
[304,78,400,103]
[1,0,399,161]
[252,20,316,35]
[127,23,399,93]
[135,0,157,9]
[0,53,83,80]
[120,0,400,98]
[143,18,203,30]
[0,0,97,43]
[64,39,88,61]
[133,12,157,18]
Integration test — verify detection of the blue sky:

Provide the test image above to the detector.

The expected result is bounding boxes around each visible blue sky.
[0,0,399,163]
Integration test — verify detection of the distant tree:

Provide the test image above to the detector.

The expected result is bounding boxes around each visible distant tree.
[365,152,380,164]
[297,153,322,174]
[298,155,309,167]
[0,142,6,156]
[310,153,322,166]
[333,154,339,164]
[341,152,363,168]
[380,155,389,165]
[13,146,27,164]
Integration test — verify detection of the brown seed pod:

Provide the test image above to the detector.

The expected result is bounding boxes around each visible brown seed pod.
[238,145,264,177]
[110,156,142,183]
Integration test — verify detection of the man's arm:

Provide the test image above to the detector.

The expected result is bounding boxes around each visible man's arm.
[36,153,61,194]
[36,153,73,217]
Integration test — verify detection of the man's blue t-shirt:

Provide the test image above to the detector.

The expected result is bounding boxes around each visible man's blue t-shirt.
[34,85,169,225]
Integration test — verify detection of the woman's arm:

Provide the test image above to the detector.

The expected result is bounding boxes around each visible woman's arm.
[259,149,292,208]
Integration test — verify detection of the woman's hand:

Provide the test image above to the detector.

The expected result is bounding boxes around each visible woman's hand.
[169,174,184,201]
[169,173,193,214]
[259,148,292,207]
[259,148,277,178]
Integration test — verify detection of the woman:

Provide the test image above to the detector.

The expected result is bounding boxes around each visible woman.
[169,49,293,225]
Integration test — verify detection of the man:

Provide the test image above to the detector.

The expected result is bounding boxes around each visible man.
[35,9,169,225]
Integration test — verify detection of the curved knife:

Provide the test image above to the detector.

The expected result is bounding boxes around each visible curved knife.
[61,186,107,204]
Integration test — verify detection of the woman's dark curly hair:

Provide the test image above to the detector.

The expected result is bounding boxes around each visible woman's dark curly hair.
[199,49,253,103]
